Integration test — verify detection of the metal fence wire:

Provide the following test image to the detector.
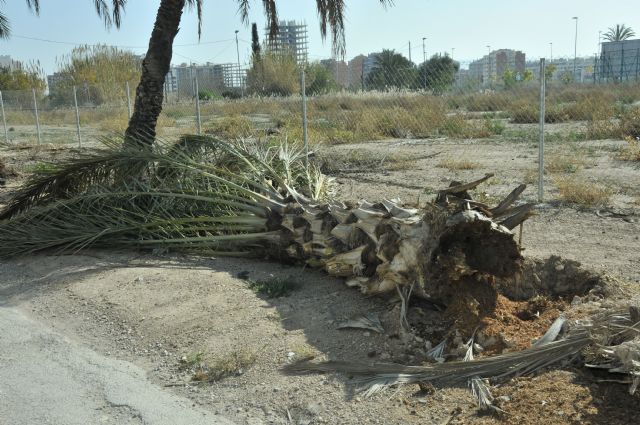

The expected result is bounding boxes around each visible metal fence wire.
[1,52,640,203]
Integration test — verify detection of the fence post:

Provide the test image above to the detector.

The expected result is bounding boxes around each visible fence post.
[125,81,132,119]
[194,71,202,135]
[300,67,309,163]
[32,88,41,145]
[0,90,8,144]
[73,86,82,147]
[538,58,546,203]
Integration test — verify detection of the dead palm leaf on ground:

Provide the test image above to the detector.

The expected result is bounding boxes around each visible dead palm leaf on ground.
[284,306,640,397]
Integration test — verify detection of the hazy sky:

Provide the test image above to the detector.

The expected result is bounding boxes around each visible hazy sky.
[1,0,638,75]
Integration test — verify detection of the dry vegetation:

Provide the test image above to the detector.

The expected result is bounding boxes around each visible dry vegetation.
[4,82,640,147]
[554,175,612,207]
[437,157,480,170]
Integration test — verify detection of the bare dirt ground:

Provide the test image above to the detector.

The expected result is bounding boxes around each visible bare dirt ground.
[1,133,639,424]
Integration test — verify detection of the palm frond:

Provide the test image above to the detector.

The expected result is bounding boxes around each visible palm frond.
[93,0,127,29]
[0,8,9,39]
[0,136,334,258]
[186,0,203,38]
[284,307,640,395]
[25,0,40,14]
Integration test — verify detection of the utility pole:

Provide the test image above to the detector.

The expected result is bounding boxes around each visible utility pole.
[422,37,427,89]
[235,29,243,96]
[486,45,491,84]
[598,30,602,55]
[408,41,412,62]
[451,48,455,60]
[572,17,578,80]
[550,43,553,61]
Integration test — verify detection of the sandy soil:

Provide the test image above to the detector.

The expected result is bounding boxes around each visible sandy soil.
[1,134,639,424]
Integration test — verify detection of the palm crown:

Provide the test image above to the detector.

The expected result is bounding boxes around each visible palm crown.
[603,24,636,42]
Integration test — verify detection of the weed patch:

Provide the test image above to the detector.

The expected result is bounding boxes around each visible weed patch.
[555,176,612,207]
[247,276,299,298]
[191,350,257,383]
[437,157,480,170]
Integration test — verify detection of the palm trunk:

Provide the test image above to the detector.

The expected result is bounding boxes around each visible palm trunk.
[124,0,185,148]
[275,175,533,303]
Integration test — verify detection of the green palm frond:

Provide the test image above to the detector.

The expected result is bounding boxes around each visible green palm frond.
[603,24,636,42]
[0,136,333,258]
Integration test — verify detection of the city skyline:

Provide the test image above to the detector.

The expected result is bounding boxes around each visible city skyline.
[1,0,638,76]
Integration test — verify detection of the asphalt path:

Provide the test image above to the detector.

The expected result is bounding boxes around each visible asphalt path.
[0,306,234,425]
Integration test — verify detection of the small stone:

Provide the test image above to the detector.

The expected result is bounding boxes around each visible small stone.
[571,295,582,306]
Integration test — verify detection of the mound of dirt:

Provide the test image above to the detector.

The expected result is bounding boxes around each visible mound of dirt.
[411,256,612,356]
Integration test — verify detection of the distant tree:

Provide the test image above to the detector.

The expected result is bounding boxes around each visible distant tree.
[544,64,557,82]
[417,55,459,93]
[305,63,338,95]
[0,64,46,91]
[603,24,636,42]
[251,23,261,61]
[246,53,299,96]
[502,68,534,89]
[3,0,393,148]
[48,45,142,106]
[560,71,574,85]
[365,49,417,90]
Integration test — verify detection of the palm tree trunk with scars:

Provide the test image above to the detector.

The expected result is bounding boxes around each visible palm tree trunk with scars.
[277,174,533,302]
[124,0,185,149]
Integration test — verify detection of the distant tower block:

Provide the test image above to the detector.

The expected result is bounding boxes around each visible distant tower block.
[265,20,309,64]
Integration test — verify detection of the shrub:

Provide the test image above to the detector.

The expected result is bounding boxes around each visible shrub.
[204,115,254,139]
[555,176,611,207]
[619,107,640,139]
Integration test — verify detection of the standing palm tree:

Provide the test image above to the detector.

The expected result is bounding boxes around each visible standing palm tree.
[2,0,393,148]
[126,0,393,148]
[603,24,636,42]
[366,49,416,90]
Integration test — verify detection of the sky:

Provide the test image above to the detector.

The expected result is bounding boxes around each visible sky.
[1,0,639,75]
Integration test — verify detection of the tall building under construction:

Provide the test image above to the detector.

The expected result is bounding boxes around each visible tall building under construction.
[265,20,308,64]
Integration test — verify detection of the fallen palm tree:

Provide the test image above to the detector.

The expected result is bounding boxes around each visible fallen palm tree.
[2,135,636,410]
[0,136,532,304]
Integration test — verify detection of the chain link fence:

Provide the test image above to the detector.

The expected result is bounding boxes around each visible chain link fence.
[1,52,639,204]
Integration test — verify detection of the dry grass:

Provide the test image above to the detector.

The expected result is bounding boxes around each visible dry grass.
[204,115,254,139]
[523,168,538,185]
[555,176,612,208]
[437,157,480,170]
[289,343,318,361]
[191,349,257,383]
[545,154,590,174]
[617,137,640,162]
[316,150,418,174]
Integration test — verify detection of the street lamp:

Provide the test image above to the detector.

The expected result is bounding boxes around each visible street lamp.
[486,45,491,83]
[572,17,578,81]
[422,37,427,89]
[235,30,243,96]
[598,30,602,54]
[422,37,427,63]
